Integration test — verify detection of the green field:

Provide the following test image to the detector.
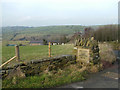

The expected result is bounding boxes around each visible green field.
[2,44,74,65]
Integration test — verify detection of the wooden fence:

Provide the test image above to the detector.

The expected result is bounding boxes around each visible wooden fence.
[0,42,51,68]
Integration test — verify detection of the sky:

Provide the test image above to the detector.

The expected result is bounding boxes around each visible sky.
[1,0,119,27]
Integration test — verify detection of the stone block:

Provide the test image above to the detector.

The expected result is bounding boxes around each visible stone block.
[77,47,90,64]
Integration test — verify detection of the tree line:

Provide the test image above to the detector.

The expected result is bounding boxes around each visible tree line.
[84,25,118,42]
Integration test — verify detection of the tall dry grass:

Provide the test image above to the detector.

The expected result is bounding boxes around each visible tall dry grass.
[99,43,116,63]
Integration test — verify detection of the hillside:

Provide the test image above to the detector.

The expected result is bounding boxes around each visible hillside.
[2,25,86,41]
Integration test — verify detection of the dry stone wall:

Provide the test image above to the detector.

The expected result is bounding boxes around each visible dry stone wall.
[1,55,76,79]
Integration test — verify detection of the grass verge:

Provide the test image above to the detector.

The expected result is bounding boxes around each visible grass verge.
[2,64,87,88]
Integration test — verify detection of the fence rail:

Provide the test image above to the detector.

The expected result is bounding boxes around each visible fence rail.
[0,56,16,69]
[0,42,52,68]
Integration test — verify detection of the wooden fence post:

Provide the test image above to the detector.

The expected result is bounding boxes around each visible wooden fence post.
[15,45,20,61]
[49,42,51,57]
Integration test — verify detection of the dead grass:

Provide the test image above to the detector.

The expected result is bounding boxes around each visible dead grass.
[88,65,99,73]
[99,43,116,63]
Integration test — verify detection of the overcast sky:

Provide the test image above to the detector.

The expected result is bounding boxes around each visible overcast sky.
[1,0,119,27]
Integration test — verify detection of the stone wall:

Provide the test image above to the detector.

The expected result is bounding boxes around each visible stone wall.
[1,55,76,79]
[74,37,100,65]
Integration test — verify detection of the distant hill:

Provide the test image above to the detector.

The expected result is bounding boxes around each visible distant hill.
[2,25,87,41]
[3,24,114,41]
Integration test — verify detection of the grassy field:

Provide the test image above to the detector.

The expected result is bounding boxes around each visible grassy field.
[2,44,74,65]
